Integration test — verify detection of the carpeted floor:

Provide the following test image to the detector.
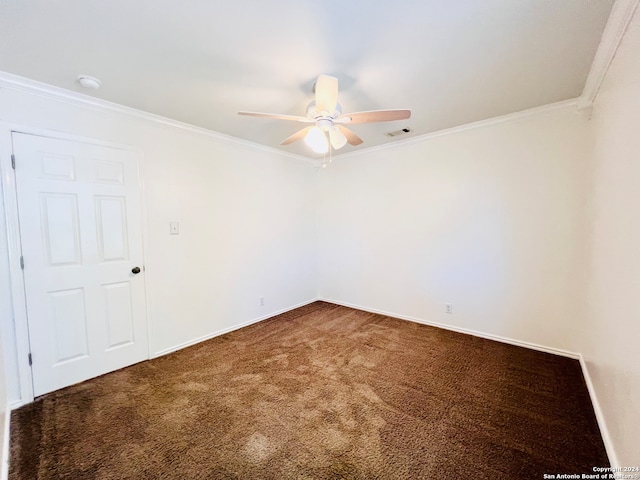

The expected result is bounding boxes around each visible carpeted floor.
[10,301,608,479]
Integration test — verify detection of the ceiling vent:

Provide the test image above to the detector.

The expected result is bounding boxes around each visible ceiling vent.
[385,127,412,138]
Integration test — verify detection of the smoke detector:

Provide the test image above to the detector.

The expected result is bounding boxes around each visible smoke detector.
[77,75,102,90]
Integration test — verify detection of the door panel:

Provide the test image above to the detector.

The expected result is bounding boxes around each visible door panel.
[103,282,135,349]
[96,196,128,261]
[49,287,89,362]
[12,132,148,396]
[41,193,82,265]
[39,153,76,180]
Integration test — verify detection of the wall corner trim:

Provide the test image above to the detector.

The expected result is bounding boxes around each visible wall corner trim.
[578,355,619,467]
[576,99,594,119]
[580,0,640,106]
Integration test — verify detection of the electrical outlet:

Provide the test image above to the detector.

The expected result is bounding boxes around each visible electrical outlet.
[259,296,265,307]
[445,303,453,314]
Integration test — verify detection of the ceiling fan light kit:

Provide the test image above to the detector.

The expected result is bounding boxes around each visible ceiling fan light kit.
[329,126,348,149]
[305,126,329,154]
[238,74,411,156]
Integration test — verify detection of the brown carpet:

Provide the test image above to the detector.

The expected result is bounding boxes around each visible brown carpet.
[10,301,608,479]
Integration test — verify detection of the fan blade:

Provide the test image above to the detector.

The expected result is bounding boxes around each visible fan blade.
[336,109,411,124]
[281,126,314,145]
[238,111,313,123]
[315,75,339,114]
[337,125,363,146]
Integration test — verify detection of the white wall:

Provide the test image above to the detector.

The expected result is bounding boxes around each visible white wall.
[3,14,639,463]
[317,104,591,354]
[0,82,318,405]
[583,5,640,466]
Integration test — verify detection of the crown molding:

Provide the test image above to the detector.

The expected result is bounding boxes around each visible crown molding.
[0,70,596,165]
[0,71,313,164]
[578,0,640,109]
[332,99,579,161]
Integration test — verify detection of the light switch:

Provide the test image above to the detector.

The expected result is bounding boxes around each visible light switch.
[169,222,180,235]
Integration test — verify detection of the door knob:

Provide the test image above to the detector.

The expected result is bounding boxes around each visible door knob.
[131,266,141,274]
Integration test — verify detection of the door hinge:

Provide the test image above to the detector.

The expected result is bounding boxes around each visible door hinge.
[11,154,15,170]
[28,353,32,366]
[20,256,24,270]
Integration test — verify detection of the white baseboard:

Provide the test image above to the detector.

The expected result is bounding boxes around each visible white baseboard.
[4,297,617,471]
[1,407,10,480]
[7,400,26,412]
[319,298,618,464]
[318,297,581,359]
[1,298,320,478]
[578,355,618,467]
[151,298,319,358]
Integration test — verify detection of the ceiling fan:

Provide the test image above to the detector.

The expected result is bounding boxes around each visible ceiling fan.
[238,75,411,154]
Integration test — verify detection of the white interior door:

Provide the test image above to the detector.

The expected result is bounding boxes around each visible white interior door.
[12,132,148,397]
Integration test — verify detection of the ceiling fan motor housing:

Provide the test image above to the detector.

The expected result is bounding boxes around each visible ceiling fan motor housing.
[317,118,334,132]
[238,74,410,151]
[306,101,342,122]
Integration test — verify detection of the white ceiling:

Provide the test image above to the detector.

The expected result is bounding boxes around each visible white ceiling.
[0,0,614,158]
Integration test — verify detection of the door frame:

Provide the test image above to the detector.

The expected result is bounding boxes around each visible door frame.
[0,123,151,407]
